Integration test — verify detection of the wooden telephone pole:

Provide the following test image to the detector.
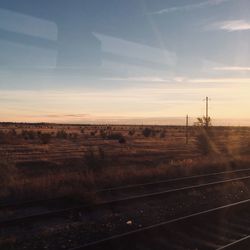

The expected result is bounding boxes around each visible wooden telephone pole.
[205,96,209,128]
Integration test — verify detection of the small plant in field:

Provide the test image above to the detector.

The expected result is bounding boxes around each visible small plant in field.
[196,128,217,155]
[39,133,51,144]
[21,130,29,140]
[195,116,212,127]
[10,129,17,136]
[0,131,18,144]
[160,131,166,138]
[90,131,96,136]
[0,132,8,144]
[23,130,36,140]
[84,147,106,171]
[142,127,152,137]
[151,130,156,137]
[118,137,126,144]
[56,130,68,139]
[69,133,78,140]
[99,129,107,139]
[128,130,135,136]
[98,147,105,160]
[107,133,126,143]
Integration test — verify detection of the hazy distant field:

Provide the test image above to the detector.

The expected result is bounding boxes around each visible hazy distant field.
[1,123,249,164]
[0,123,199,164]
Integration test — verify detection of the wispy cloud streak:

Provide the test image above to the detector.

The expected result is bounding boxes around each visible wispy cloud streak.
[209,19,250,31]
[213,66,250,71]
[150,0,228,15]
[189,78,250,83]
[102,76,168,82]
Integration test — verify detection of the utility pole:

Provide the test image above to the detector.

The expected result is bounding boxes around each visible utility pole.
[205,96,209,127]
[186,114,189,144]
[203,96,211,128]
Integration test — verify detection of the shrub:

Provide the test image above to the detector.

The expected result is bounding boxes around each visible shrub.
[196,129,216,155]
[0,132,8,144]
[107,133,126,143]
[142,128,152,137]
[69,133,78,140]
[160,131,166,138]
[128,130,135,136]
[40,133,51,144]
[10,129,17,136]
[90,131,96,136]
[195,116,212,127]
[118,137,126,144]
[21,130,36,140]
[99,129,107,139]
[28,131,36,140]
[84,147,106,171]
[21,130,29,140]
[56,130,68,139]
[0,131,17,144]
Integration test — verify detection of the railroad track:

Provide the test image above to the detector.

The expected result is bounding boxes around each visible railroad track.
[217,235,250,250]
[70,199,250,250]
[99,167,250,195]
[1,168,250,228]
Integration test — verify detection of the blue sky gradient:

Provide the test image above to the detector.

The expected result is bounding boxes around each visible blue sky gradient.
[0,0,250,124]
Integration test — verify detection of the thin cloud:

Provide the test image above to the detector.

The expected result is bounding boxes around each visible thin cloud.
[189,78,250,83]
[210,20,250,31]
[150,0,228,15]
[213,66,250,71]
[102,76,168,82]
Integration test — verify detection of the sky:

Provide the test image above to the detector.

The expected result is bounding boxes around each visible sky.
[0,0,250,125]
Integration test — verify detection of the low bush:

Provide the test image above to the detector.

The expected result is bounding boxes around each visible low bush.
[84,147,106,171]
[56,130,68,139]
[39,133,51,144]
[142,127,152,137]
[21,130,36,140]
[128,130,135,136]
[118,137,126,144]
[106,133,126,143]
[196,128,217,155]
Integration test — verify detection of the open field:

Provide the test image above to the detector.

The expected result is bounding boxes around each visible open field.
[1,123,250,249]
[1,123,250,201]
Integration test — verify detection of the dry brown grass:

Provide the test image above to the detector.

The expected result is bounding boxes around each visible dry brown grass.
[1,153,250,204]
[1,124,250,203]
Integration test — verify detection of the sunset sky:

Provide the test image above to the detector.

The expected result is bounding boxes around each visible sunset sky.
[0,0,250,124]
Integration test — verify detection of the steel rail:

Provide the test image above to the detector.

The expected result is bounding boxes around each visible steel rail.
[70,198,250,250]
[1,174,250,228]
[1,167,250,211]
